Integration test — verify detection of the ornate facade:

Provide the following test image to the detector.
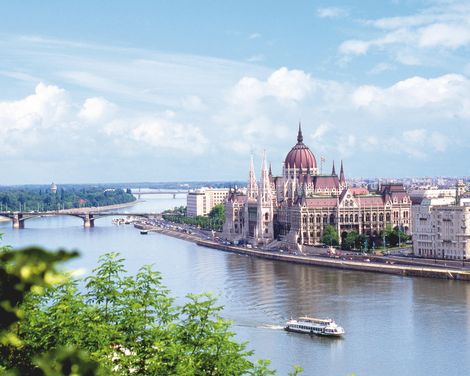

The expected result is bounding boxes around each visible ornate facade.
[222,124,411,249]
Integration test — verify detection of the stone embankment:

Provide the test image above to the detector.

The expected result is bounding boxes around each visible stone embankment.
[135,223,470,281]
[196,240,470,281]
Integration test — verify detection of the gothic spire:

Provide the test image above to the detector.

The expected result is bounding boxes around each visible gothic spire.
[332,160,336,175]
[259,150,272,204]
[297,121,303,143]
[339,160,345,185]
[247,155,258,200]
[269,162,272,177]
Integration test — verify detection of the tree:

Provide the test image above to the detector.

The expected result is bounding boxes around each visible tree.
[209,204,225,221]
[321,225,339,246]
[342,231,359,251]
[0,248,303,375]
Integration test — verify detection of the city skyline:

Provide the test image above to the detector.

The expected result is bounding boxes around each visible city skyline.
[1,1,470,184]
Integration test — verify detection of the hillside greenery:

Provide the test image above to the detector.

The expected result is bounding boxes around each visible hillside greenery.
[0,245,303,375]
[0,187,135,212]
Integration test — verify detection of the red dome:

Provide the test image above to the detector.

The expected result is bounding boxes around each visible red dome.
[284,124,317,170]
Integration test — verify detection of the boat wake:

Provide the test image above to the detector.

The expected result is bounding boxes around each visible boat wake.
[258,324,285,330]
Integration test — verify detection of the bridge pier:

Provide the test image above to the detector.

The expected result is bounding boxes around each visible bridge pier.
[13,213,24,229]
[83,214,95,228]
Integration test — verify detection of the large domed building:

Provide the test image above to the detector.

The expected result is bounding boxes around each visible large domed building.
[222,123,411,250]
[284,125,317,174]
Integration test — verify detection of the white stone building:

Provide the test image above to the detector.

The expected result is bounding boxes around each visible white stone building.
[412,181,470,260]
[187,188,230,217]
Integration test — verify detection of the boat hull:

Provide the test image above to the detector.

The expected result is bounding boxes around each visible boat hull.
[284,326,344,337]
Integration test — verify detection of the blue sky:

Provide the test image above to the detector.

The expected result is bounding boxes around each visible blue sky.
[1,0,469,184]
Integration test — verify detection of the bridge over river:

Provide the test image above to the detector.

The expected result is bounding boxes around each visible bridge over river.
[0,210,160,229]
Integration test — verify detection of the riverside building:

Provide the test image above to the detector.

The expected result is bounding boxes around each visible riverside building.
[412,181,470,260]
[187,188,230,217]
[222,124,411,250]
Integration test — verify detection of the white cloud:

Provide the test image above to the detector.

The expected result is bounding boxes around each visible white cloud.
[317,7,348,19]
[0,82,69,133]
[339,2,470,65]
[78,97,116,122]
[352,74,470,116]
[248,33,261,40]
[418,23,470,49]
[229,67,313,105]
[129,117,208,154]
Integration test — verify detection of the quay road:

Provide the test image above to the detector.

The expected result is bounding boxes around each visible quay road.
[133,219,470,281]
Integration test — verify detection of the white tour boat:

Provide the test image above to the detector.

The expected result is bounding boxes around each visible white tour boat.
[284,316,345,337]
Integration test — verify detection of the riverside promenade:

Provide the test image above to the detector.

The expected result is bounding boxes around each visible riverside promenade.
[135,222,470,281]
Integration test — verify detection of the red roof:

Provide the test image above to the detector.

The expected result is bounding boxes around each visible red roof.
[357,196,384,206]
[305,197,338,208]
[350,187,369,195]
[314,176,339,190]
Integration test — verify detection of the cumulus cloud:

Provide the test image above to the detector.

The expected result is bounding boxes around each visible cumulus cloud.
[130,118,208,154]
[78,97,116,122]
[352,74,470,117]
[0,83,69,133]
[229,67,313,105]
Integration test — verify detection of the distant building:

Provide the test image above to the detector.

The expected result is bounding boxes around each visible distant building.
[222,124,411,249]
[187,188,230,217]
[409,187,457,205]
[50,182,58,194]
[412,181,470,260]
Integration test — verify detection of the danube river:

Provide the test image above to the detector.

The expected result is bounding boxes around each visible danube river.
[2,195,470,376]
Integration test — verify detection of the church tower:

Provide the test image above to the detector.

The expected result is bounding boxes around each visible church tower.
[256,151,274,245]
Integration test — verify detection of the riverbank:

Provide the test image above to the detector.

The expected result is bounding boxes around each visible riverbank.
[58,200,139,213]
[135,222,470,281]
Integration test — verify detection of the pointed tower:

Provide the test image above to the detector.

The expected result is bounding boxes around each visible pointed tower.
[247,155,258,201]
[297,121,303,143]
[268,162,272,177]
[256,151,274,245]
[339,160,346,187]
[291,163,297,201]
[332,161,336,175]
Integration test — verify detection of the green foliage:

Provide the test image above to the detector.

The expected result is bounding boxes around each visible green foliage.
[321,225,339,246]
[0,250,300,375]
[209,204,225,221]
[381,226,409,248]
[0,187,135,212]
[163,204,224,231]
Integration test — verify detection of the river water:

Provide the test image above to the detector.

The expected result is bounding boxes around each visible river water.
[1,195,470,376]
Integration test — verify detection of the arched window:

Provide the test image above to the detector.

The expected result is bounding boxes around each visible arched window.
[316,215,321,223]
[366,213,370,222]
[340,215,344,223]
[265,213,269,221]
[323,214,328,223]
[330,214,335,224]
[355,214,359,222]
[350,214,354,222]
[379,213,384,221]
[373,213,377,221]
[386,213,391,222]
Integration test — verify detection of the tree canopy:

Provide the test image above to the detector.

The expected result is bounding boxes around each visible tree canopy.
[0,187,135,212]
[321,225,339,246]
[0,247,302,375]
